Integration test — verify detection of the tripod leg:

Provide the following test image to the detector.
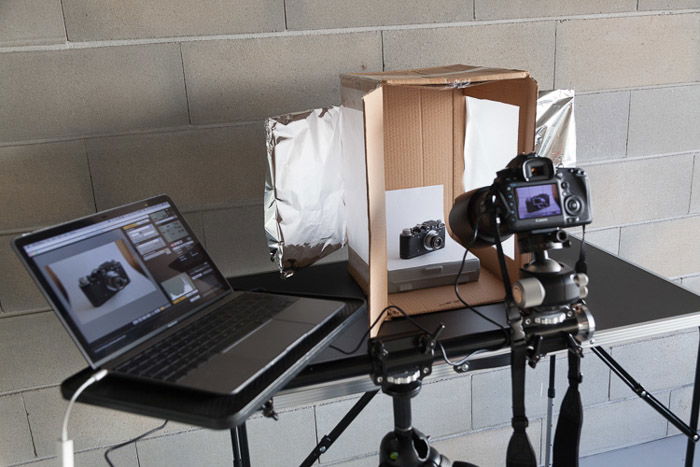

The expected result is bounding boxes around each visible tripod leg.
[593,346,699,440]
[299,390,379,467]
[685,329,700,467]
[545,355,556,467]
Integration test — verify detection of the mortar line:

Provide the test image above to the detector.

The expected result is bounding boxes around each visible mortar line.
[688,155,697,215]
[58,0,69,43]
[1,9,699,54]
[624,90,633,157]
[178,44,193,125]
[18,393,38,457]
[380,30,386,71]
[472,0,476,20]
[552,21,558,88]
[83,139,98,212]
[282,0,289,30]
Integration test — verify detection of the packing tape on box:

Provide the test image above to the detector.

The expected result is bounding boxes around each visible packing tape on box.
[264,91,576,277]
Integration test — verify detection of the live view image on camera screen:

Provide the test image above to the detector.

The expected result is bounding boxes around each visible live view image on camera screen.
[515,184,562,219]
[22,201,230,360]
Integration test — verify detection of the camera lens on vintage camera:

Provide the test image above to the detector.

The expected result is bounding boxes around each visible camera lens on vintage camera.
[400,220,446,259]
[79,260,131,307]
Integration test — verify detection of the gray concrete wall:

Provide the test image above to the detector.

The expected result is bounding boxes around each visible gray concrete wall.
[1,1,699,465]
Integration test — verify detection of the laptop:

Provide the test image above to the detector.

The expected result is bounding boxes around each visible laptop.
[13,195,347,395]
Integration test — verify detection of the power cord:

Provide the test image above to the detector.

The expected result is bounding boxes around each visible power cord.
[59,369,108,467]
[103,420,168,466]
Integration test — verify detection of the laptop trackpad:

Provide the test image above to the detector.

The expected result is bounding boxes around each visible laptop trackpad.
[179,319,315,394]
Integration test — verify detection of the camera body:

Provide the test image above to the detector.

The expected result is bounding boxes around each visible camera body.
[79,260,130,307]
[400,220,446,259]
[494,154,592,234]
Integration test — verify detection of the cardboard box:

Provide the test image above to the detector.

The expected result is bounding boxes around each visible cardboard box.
[338,65,538,333]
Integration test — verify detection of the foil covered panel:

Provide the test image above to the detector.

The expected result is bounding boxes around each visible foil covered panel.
[264,107,345,277]
[536,89,576,167]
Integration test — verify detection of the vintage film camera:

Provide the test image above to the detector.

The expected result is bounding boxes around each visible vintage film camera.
[399,220,446,259]
[79,260,130,307]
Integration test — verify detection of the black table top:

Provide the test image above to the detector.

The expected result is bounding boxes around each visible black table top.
[62,241,700,429]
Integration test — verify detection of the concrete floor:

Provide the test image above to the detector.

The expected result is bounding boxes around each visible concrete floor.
[579,435,698,467]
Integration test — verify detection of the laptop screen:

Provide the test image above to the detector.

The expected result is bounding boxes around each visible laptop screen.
[15,195,231,366]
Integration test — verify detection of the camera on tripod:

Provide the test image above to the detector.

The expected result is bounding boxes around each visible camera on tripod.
[449,153,595,359]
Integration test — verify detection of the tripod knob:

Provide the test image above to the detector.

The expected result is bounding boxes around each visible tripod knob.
[512,277,545,309]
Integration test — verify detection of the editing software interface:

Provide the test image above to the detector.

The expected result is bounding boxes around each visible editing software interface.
[23,201,230,361]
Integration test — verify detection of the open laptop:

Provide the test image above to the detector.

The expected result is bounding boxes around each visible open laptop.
[13,195,346,395]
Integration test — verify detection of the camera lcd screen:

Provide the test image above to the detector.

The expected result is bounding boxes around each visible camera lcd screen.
[515,184,562,219]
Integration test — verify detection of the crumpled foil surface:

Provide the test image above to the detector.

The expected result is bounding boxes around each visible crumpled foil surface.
[264,107,344,277]
[265,91,577,276]
[536,89,576,167]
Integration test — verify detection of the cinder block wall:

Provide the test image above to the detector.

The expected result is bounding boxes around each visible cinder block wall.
[1,1,699,466]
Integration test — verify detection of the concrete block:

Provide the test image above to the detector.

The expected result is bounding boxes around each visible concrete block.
[581,153,694,229]
[693,153,700,213]
[0,234,50,313]
[432,421,542,467]
[0,313,83,394]
[681,275,700,295]
[21,445,137,466]
[475,0,635,20]
[638,0,700,10]
[471,350,609,429]
[383,21,555,90]
[202,205,277,278]
[136,430,232,466]
[87,124,267,212]
[314,392,394,463]
[0,44,188,143]
[245,407,317,466]
[579,394,670,456]
[0,142,94,231]
[609,331,699,400]
[619,215,700,277]
[183,212,206,246]
[0,0,65,46]
[0,394,35,466]
[182,32,382,124]
[668,385,695,436]
[580,435,690,467]
[556,14,700,91]
[23,387,192,457]
[286,0,472,30]
[62,0,284,41]
[575,91,630,162]
[570,227,621,255]
[628,85,700,156]
[412,375,471,437]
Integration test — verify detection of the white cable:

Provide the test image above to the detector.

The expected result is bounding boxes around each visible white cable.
[58,369,108,467]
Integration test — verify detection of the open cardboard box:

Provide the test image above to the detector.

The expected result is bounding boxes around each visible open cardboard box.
[338,65,538,335]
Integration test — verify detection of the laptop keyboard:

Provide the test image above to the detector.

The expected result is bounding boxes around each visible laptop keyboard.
[114,293,296,382]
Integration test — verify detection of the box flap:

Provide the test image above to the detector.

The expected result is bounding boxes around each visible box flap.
[341,64,530,91]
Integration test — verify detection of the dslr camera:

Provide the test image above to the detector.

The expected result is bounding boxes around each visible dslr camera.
[79,260,130,307]
[450,154,592,248]
[400,220,446,259]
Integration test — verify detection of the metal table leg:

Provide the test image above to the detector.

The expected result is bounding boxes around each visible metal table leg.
[685,329,700,467]
[545,355,556,467]
[231,422,251,467]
